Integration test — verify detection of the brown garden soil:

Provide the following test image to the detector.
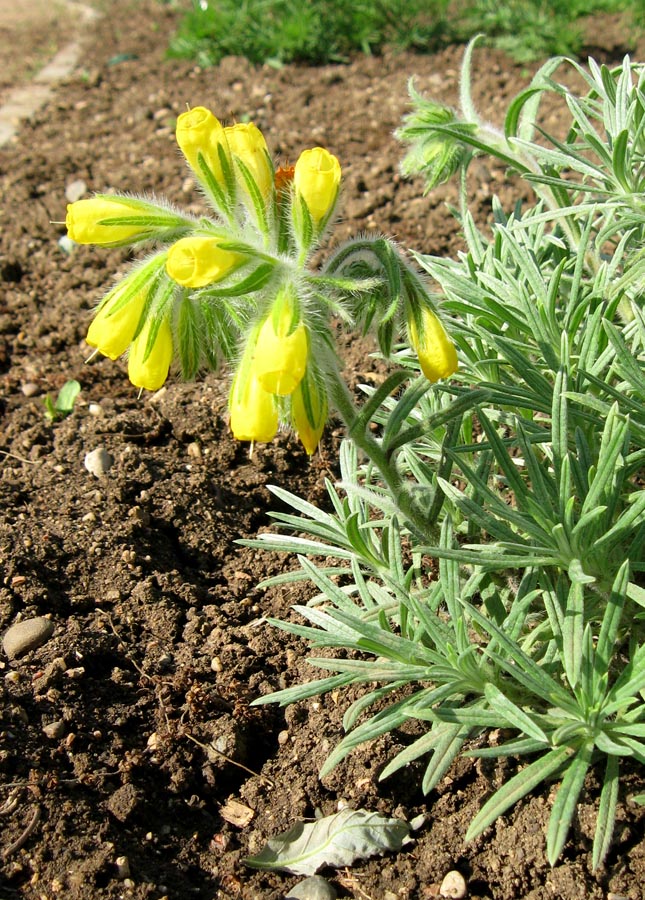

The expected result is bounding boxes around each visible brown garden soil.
[1,3,644,899]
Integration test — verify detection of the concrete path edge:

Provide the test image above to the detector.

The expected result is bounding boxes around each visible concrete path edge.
[0,1,99,147]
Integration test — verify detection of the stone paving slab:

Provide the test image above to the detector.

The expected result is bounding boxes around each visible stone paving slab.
[0,0,98,146]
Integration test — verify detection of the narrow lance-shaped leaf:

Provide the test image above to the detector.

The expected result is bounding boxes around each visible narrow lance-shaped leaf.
[547,741,594,866]
[466,746,570,843]
[562,579,584,690]
[484,683,548,744]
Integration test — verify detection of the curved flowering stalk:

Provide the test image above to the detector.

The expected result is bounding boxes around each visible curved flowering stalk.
[65,106,458,468]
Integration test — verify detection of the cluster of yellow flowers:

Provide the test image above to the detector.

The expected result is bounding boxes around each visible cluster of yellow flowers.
[65,105,457,454]
[229,287,327,453]
[65,107,341,453]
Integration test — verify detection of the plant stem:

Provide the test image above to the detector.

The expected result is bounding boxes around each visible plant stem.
[322,350,432,541]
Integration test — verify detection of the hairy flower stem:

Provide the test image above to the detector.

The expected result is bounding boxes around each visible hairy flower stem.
[323,356,432,542]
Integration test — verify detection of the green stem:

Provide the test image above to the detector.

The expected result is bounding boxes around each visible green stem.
[322,350,432,542]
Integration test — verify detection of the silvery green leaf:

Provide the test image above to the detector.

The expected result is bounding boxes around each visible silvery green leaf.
[244,809,411,876]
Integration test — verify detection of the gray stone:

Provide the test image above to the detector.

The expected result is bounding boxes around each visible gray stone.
[3,617,55,659]
[84,447,114,477]
[42,719,65,740]
[285,875,337,900]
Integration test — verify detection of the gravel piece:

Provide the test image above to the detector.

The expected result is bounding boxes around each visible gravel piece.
[440,870,467,899]
[84,447,114,477]
[42,720,66,739]
[65,178,87,202]
[3,617,55,659]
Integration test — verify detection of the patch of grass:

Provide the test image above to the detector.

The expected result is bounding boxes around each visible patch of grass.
[167,0,450,67]
[455,0,638,63]
[166,0,642,67]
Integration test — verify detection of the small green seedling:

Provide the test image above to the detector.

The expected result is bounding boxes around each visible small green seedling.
[44,380,81,422]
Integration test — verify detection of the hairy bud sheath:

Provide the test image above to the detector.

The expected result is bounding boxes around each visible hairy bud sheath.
[66,196,178,246]
[294,147,341,225]
[176,106,230,185]
[225,122,274,200]
[408,306,458,382]
[127,316,174,391]
[166,235,243,288]
[229,368,279,443]
[291,368,327,455]
[86,286,147,361]
[252,294,308,396]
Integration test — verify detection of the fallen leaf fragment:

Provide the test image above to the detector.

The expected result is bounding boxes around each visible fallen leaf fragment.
[244,807,411,876]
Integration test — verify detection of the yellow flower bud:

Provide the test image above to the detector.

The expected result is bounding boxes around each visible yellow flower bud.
[229,369,278,443]
[86,284,147,361]
[127,316,174,391]
[176,106,230,186]
[294,147,341,224]
[166,235,243,288]
[66,196,170,245]
[291,370,327,455]
[252,298,308,396]
[408,307,458,383]
[225,122,274,200]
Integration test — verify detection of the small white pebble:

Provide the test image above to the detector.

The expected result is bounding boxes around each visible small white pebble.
[84,447,114,477]
[440,870,467,899]
[115,856,131,879]
[65,179,87,202]
[58,235,76,255]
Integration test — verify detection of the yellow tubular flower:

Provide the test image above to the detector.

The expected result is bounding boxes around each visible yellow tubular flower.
[176,106,230,185]
[225,123,274,200]
[291,371,327,455]
[127,316,174,391]
[66,197,164,245]
[252,302,308,396]
[86,285,147,361]
[229,369,278,443]
[408,306,459,383]
[166,236,243,288]
[294,147,341,224]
